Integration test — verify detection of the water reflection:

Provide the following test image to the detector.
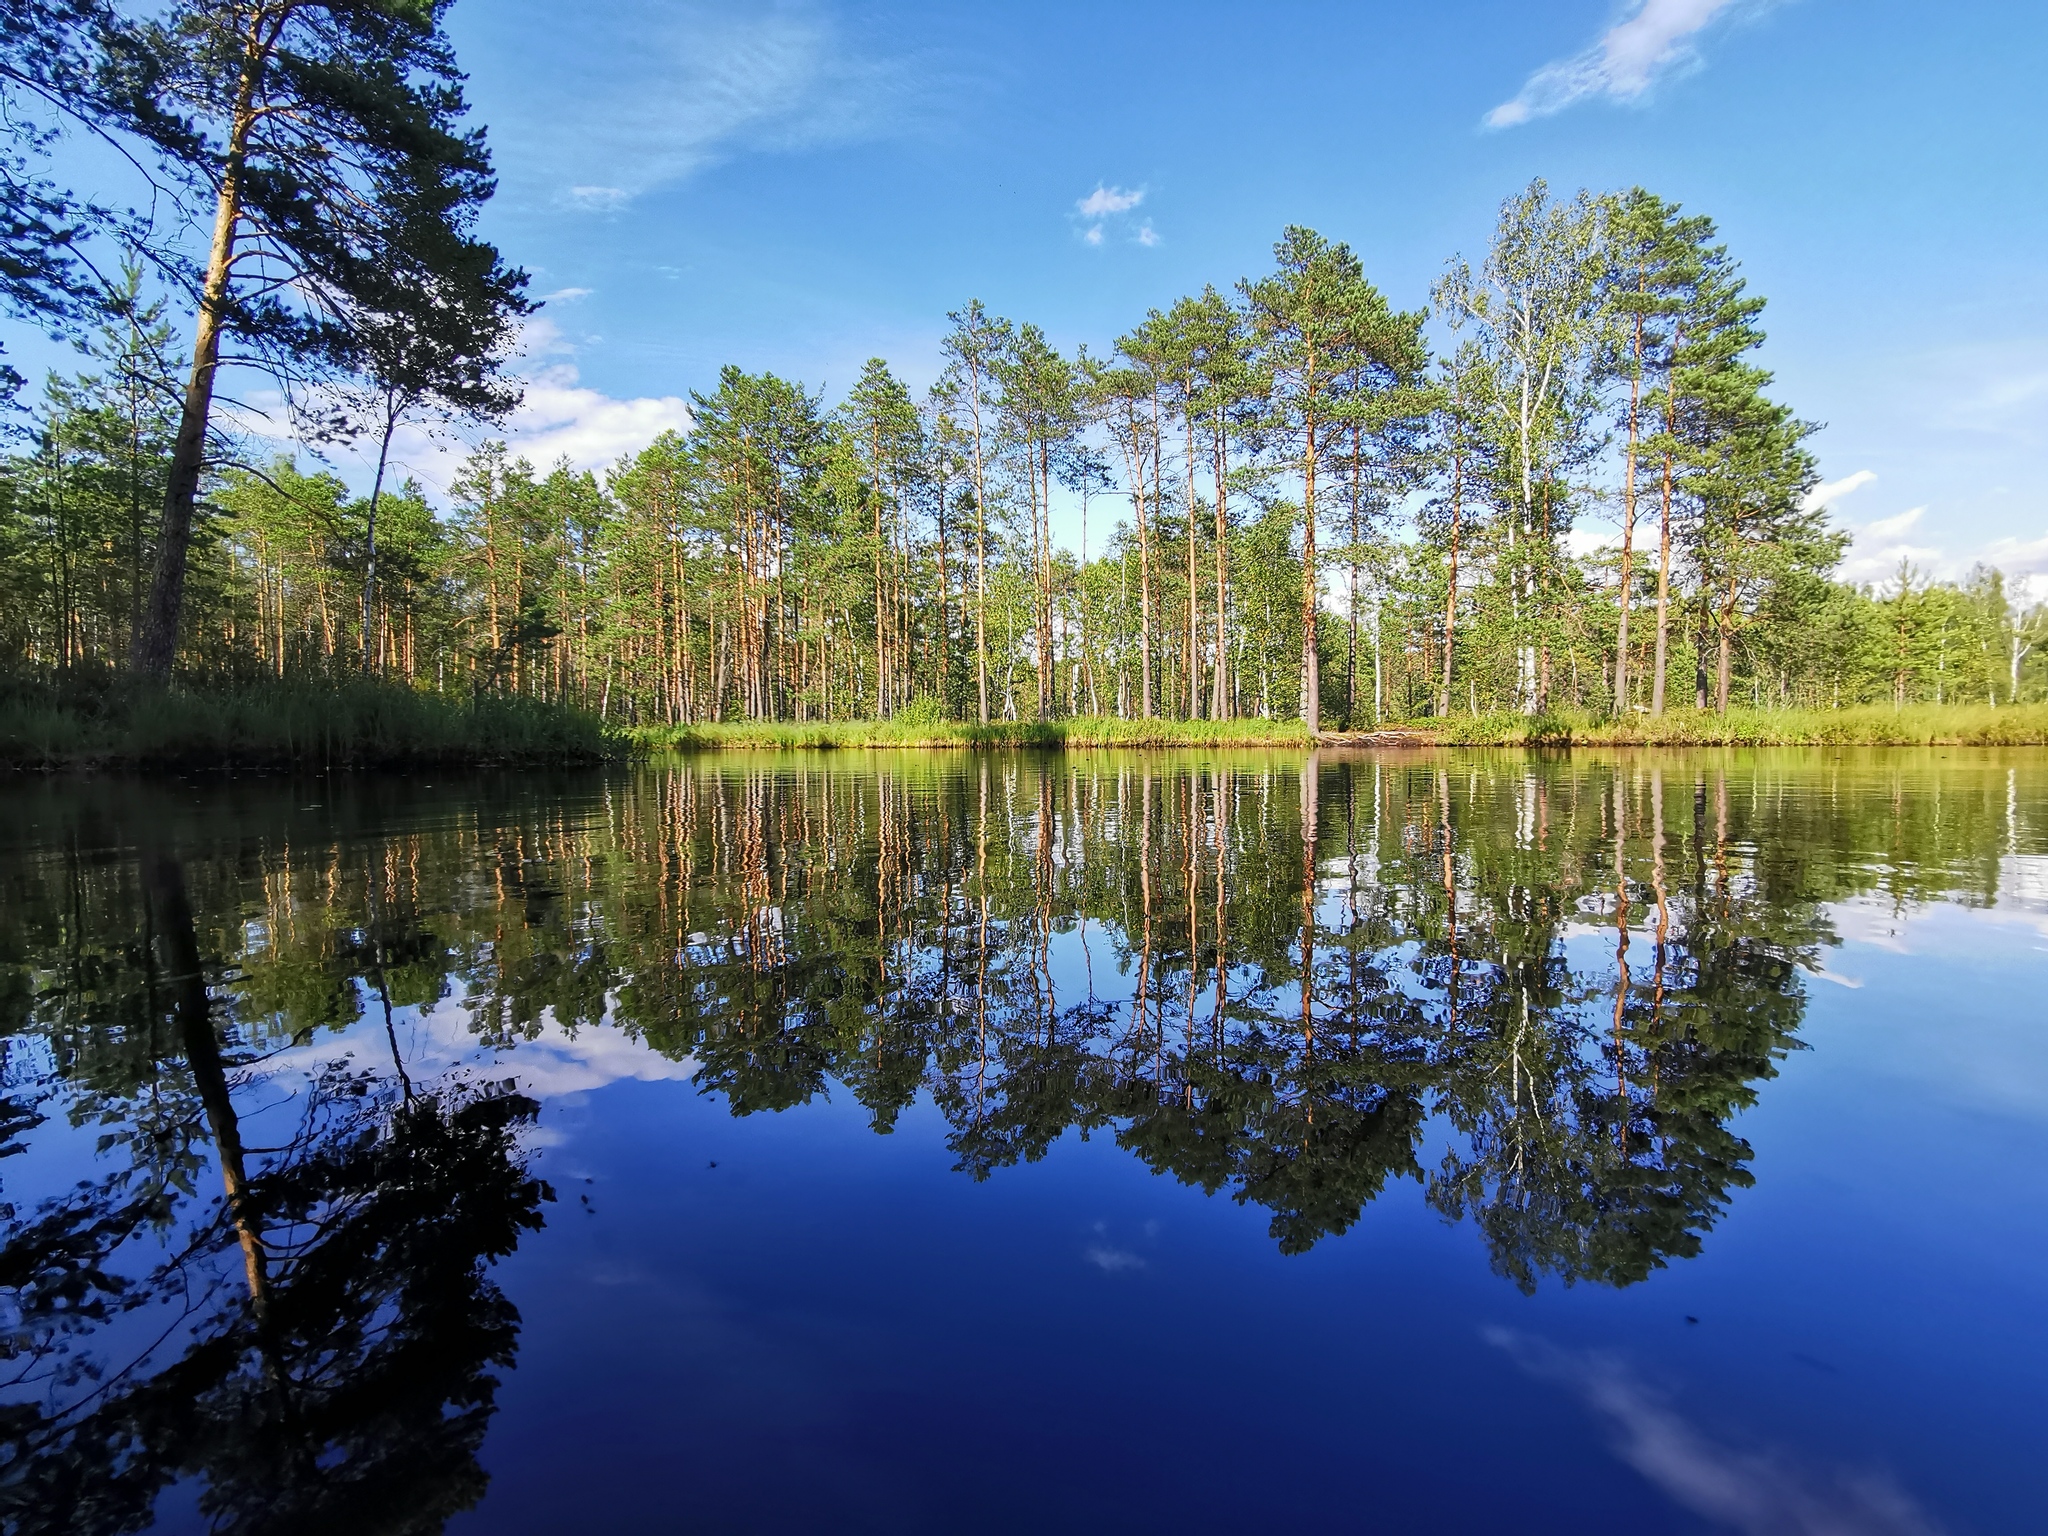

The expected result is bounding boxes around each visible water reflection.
[0,849,548,1535]
[0,749,2042,1528]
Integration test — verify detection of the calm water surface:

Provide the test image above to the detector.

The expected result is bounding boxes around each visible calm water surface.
[2,749,2045,1534]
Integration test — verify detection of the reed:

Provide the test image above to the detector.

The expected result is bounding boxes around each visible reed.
[0,669,617,770]
[630,715,1314,752]
[1431,703,2048,747]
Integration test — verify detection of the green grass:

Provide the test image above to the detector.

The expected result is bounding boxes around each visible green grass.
[635,705,2048,753]
[1428,703,2048,747]
[0,671,619,771]
[630,715,1315,753]
[18,679,2035,770]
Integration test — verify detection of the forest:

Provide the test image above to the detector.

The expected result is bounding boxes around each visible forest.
[3,2,2045,744]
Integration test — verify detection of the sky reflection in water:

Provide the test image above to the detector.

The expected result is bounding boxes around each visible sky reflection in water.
[1,749,2044,1534]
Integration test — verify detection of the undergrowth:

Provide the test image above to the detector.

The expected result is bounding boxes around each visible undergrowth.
[1429,703,2048,747]
[630,715,1315,752]
[0,668,617,771]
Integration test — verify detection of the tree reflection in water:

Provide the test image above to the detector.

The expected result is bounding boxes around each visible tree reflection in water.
[0,749,2037,1528]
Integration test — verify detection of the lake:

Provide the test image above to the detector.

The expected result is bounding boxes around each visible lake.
[2,748,2044,1534]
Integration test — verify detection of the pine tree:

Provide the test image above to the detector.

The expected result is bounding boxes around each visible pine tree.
[116,0,528,677]
[1244,228,1417,733]
[941,301,1010,725]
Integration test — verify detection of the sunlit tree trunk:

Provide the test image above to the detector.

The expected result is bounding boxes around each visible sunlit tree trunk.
[134,14,272,677]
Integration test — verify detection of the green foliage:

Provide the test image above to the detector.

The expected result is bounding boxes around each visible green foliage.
[0,668,616,769]
[7,160,2048,736]
[1433,703,2048,746]
[629,714,1312,752]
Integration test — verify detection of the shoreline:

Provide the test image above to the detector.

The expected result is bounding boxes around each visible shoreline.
[11,699,2048,773]
[631,705,2048,754]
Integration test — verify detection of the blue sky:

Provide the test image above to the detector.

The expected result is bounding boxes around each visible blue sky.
[20,0,2048,591]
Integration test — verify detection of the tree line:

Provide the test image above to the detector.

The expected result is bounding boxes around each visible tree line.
[4,6,2043,721]
[2,0,529,682]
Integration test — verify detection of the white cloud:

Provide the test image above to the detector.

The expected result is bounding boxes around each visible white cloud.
[566,186,629,213]
[1077,184,1144,218]
[1839,540,1944,589]
[1826,503,2048,591]
[1566,526,1621,557]
[1486,0,1770,128]
[1489,1329,1942,1535]
[475,1,919,212]
[498,363,695,475]
[1935,368,2048,443]
[539,286,595,305]
[1982,530,2048,575]
[1981,533,2048,606]
[1802,468,1877,513]
[1073,184,1156,248]
[311,317,692,497]
[277,991,699,1104]
[1862,505,1925,541]
[1084,1243,1144,1272]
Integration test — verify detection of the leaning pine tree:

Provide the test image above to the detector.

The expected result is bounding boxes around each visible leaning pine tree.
[117,0,529,678]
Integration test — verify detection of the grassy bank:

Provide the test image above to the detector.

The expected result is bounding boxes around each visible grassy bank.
[1,672,618,771]
[631,715,1314,752]
[1429,703,2048,747]
[637,706,2048,753]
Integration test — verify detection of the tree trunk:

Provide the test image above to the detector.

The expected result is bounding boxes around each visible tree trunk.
[1615,309,1642,715]
[1137,401,1156,719]
[1038,439,1053,720]
[361,402,400,673]
[1346,419,1361,728]
[147,851,269,1314]
[1300,375,1320,735]
[1211,410,1230,720]
[1716,573,1736,714]
[1651,332,1681,716]
[1440,435,1461,719]
[133,38,267,677]
[872,423,888,719]
[969,368,990,724]
[1186,398,1201,719]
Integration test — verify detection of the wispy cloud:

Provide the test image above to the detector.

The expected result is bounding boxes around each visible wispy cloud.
[475,1,922,212]
[1934,368,2048,444]
[1074,184,1156,248]
[1083,1243,1144,1272]
[566,186,629,213]
[1486,0,1772,128]
[1077,184,1144,219]
[1083,1219,1152,1272]
[1802,468,1878,513]
[1862,505,1924,542]
[1488,1329,1943,1535]
[1982,533,2048,604]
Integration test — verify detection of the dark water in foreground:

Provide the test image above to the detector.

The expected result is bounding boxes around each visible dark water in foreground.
[2,748,2045,1534]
